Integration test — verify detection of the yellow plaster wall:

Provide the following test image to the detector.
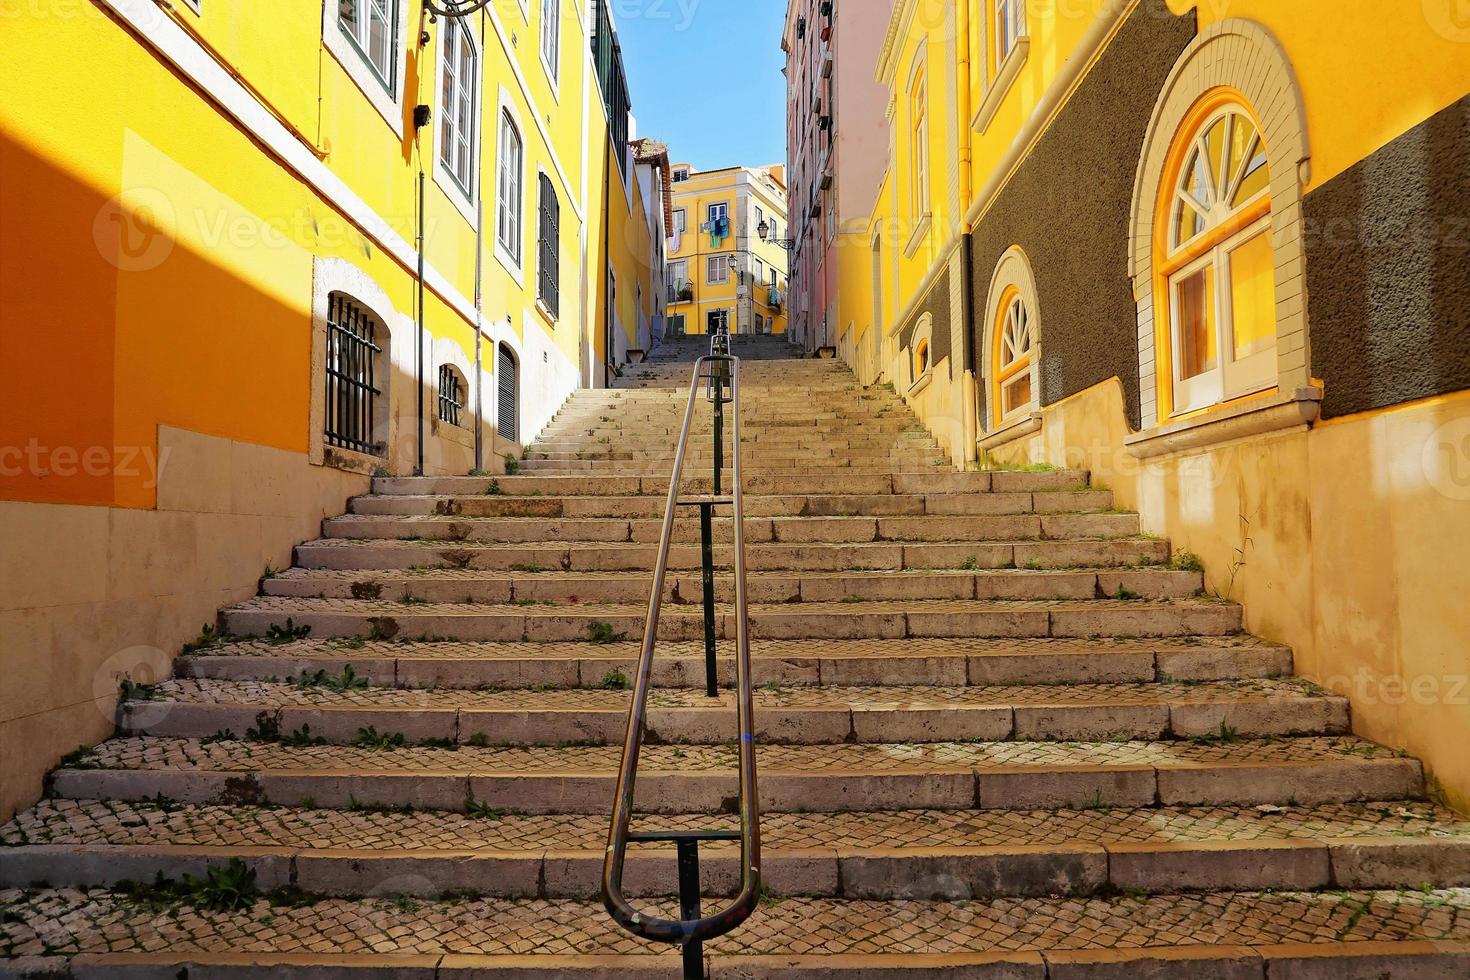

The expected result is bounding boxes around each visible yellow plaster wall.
[1014,382,1470,812]
[1169,0,1470,189]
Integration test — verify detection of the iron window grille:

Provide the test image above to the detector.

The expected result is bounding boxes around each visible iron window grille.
[325,293,384,456]
[538,173,561,317]
[438,364,464,427]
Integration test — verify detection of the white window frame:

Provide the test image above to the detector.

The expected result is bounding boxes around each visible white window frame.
[1167,219,1277,415]
[495,97,527,279]
[539,0,561,91]
[994,0,1027,69]
[995,294,1037,426]
[707,255,730,284]
[323,0,408,134]
[434,16,481,225]
[673,208,687,234]
[752,257,765,285]
[673,167,690,182]
[1164,104,1277,415]
[707,202,729,226]
[909,52,930,221]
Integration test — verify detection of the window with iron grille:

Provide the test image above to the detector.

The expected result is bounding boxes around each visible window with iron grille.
[537,173,561,317]
[325,293,385,456]
[438,364,463,427]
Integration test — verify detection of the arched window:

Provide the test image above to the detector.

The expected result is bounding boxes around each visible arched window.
[1160,95,1277,415]
[496,343,519,443]
[982,246,1041,430]
[1129,20,1313,432]
[993,287,1036,424]
[914,338,930,378]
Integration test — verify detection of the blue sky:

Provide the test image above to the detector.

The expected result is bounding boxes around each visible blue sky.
[614,0,789,171]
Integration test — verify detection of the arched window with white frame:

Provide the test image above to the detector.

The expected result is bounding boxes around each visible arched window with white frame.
[994,288,1036,425]
[1128,20,1314,433]
[1160,95,1277,415]
[983,247,1042,430]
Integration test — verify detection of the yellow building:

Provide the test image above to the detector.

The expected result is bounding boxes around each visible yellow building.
[665,163,790,337]
[828,0,1470,806]
[0,0,662,815]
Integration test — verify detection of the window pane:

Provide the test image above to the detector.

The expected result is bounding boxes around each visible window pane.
[369,5,391,76]
[1232,142,1270,208]
[1176,265,1217,381]
[1204,117,1229,195]
[1003,373,1031,416]
[341,0,360,39]
[1229,230,1276,360]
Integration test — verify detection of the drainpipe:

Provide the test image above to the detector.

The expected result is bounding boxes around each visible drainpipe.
[601,142,614,388]
[417,151,429,476]
[955,1,980,468]
[471,15,487,472]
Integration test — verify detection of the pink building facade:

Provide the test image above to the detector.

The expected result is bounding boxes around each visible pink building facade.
[782,0,896,355]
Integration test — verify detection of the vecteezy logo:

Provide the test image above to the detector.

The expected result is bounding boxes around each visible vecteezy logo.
[1423,417,1470,501]
[1424,0,1470,42]
[93,187,177,272]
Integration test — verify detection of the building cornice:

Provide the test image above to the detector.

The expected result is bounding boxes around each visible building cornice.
[876,0,916,84]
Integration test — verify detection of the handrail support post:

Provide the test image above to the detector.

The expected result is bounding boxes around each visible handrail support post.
[677,838,706,979]
[698,501,719,699]
[712,383,725,496]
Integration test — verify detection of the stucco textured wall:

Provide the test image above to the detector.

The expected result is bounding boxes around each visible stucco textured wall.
[1305,93,1470,420]
[966,0,1196,432]
[897,267,953,367]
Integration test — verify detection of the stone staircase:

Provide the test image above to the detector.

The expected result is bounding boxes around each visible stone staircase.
[3,335,1469,977]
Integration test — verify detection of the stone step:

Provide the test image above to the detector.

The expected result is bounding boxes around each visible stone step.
[523,449,940,464]
[115,678,1347,746]
[4,894,1469,976]
[293,537,1173,573]
[514,459,951,473]
[371,470,1091,497]
[533,429,935,444]
[348,489,1115,518]
[261,566,1200,604]
[319,513,1142,546]
[178,636,1295,690]
[5,800,1466,900]
[220,597,1241,643]
[49,736,1422,815]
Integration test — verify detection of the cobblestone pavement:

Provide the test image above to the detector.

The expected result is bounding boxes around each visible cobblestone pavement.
[5,799,1467,852]
[137,677,1325,710]
[73,735,1404,775]
[193,635,1281,660]
[4,889,1470,958]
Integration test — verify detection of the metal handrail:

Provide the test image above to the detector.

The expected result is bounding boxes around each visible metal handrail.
[601,346,761,971]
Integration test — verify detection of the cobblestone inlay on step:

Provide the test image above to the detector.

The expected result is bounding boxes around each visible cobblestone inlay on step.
[3,889,1469,959]
[6,800,1467,852]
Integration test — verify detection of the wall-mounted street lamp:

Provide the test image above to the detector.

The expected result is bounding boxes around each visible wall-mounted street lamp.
[756,219,796,251]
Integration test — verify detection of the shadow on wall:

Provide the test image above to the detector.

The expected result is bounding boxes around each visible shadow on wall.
[0,131,514,821]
